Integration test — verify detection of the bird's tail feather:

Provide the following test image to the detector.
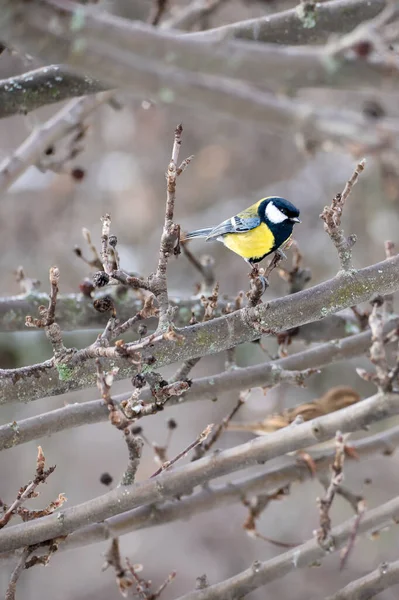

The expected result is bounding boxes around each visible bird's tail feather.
[184,228,213,240]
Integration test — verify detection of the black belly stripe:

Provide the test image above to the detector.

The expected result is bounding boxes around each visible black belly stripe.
[249,221,294,263]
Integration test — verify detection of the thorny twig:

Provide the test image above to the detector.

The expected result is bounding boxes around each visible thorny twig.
[126,559,176,600]
[102,537,134,598]
[151,424,213,477]
[192,392,247,461]
[243,486,299,548]
[316,431,346,550]
[74,227,103,271]
[25,267,66,357]
[320,159,365,271]
[96,361,143,485]
[150,125,193,330]
[110,294,159,340]
[0,446,63,529]
[201,282,220,321]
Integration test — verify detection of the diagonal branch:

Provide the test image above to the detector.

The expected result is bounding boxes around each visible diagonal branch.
[0,66,106,119]
[1,390,399,553]
[186,0,387,44]
[325,559,399,600]
[2,2,398,99]
[174,493,399,600]
[1,256,398,404]
[1,319,397,450]
[2,423,398,560]
[0,90,114,192]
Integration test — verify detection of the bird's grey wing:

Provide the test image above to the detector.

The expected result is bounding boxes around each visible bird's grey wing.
[206,215,260,241]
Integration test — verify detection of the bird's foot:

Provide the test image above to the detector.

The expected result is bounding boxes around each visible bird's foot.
[258,275,269,294]
[276,248,287,261]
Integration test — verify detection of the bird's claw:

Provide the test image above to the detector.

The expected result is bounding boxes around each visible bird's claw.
[258,275,269,294]
[276,248,287,260]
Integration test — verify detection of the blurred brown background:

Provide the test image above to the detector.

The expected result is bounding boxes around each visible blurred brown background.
[1,0,399,598]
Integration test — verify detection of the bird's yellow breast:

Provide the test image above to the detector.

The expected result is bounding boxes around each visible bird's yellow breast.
[222,222,275,261]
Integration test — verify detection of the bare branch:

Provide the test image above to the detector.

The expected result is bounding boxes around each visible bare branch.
[192,393,247,461]
[384,241,396,316]
[18,423,399,557]
[2,390,399,553]
[151,424,213,477]
[174,492,399,600]
[0,446,60,529]
[102,537,133,597]
[5,548,31,600]
[320,159,365,271]
[186,0,387,44]
[0,65,106,119]
[326,559,399,600]
[161,0,228,31]
[149,124,190,329]
[2,3,399,108]
[316,431,346,550]
[0,90,114,193]
[0,311,396,415]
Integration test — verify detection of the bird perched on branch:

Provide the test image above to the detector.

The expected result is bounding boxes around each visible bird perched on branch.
[184,196,301,265]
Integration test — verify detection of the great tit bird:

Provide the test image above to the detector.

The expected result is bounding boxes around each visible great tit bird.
[184,196,301,265]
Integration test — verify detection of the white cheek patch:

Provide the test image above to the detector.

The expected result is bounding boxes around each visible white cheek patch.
[265,201,287,224]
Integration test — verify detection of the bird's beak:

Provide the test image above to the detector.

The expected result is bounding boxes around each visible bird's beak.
[291,217,301,223]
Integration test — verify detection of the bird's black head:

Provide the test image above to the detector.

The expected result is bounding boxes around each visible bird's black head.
[258,197,301,227]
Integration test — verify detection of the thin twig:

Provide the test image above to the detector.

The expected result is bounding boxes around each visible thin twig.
[327,558,399,599]
[5,548,31,600]
[243,486,299,548]
[0,91,114,192]
[192,392,247,460]
[150,125,192,330]
[96,361,143,486]
[102,537,134,597]
[316,431,346,550]
[320,159,366,271]
[151,424,213,477]
[169,357,200,383]
[339,501,366,570]
[25,267,66,357]
[148,0,169,26]
[13,423,399,559]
